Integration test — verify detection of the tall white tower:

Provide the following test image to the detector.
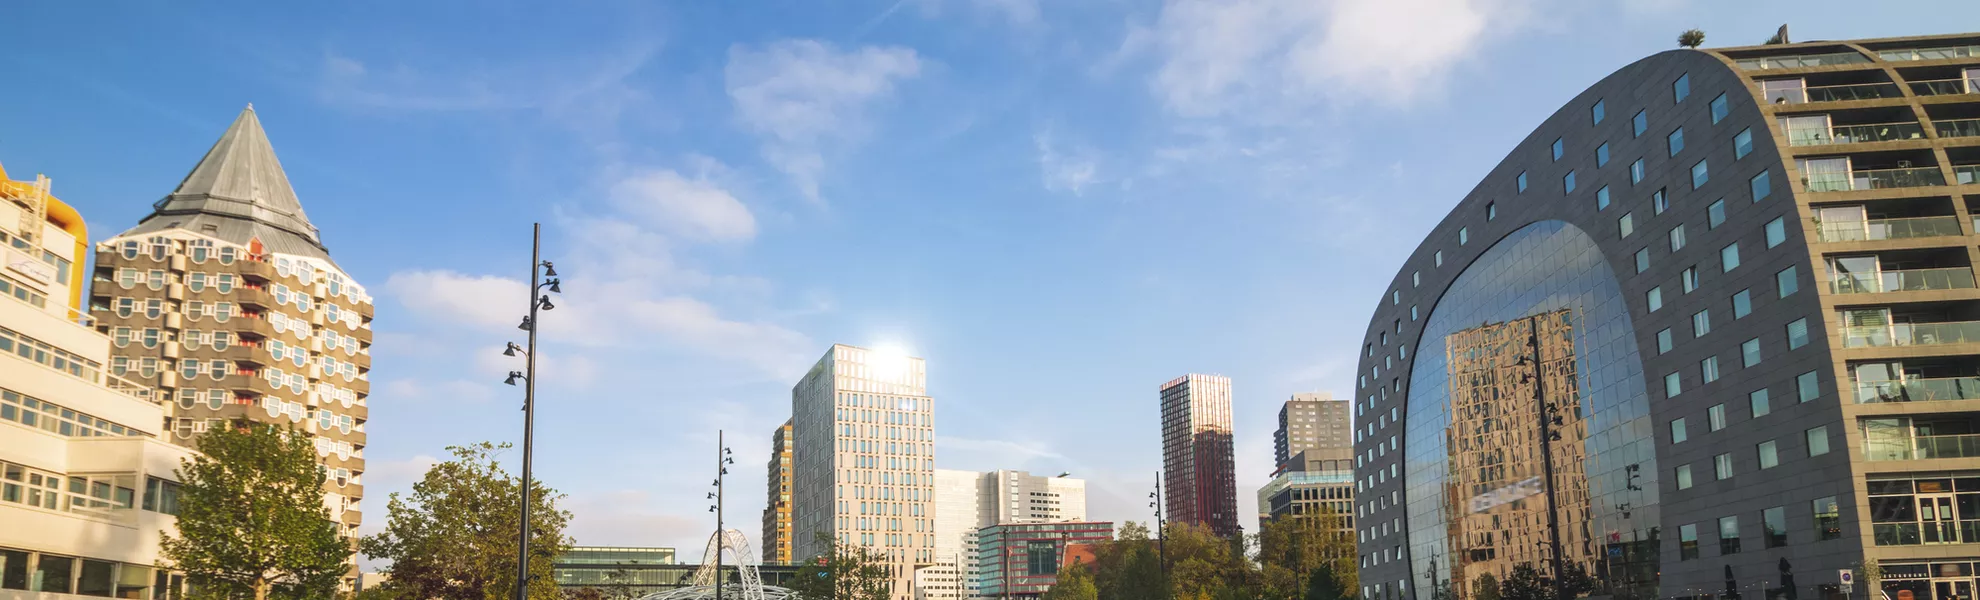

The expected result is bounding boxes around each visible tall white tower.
[792,344,935,600]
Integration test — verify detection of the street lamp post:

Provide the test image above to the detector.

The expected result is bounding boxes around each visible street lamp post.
[709,431,735,600]
[1150,472,1169,600]
[504,223,560,600]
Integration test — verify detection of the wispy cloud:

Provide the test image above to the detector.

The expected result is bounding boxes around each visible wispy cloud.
[1034,129,1102,196]
[724,40,923,203]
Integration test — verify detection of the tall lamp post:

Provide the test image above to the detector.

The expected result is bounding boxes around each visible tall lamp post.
[709,431,735,600]
[1150,472,1169,600]
[504,223,560,600]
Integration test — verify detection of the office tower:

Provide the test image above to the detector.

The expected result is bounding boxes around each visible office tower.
[763,419,795,565]
[931,469,1091,599]
[1352,32,1980,600]
[792,344,934,600]
[1274,392,1351,473]
[1159,373,1238,538]
[1260,394,1354,535]
[975,521,1113,599]
[90,106,373,563]
[1,162,197,596]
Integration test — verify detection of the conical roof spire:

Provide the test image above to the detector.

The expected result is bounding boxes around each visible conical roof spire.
[122,105,331,259]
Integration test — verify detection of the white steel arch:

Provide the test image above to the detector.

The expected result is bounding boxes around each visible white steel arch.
[635,529,795,600]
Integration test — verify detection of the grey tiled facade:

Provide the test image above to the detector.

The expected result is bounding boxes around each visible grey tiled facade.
[1353,33,1980,600]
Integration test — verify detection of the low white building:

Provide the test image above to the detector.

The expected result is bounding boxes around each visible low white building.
[0,164,196,599]
[926,469,1088,599]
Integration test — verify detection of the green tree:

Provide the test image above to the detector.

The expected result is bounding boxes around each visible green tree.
[360,442,572,600]
[1044,558,1099,600]
[1473,574,1502,600]
[1092,522,1163,600]
[1499,564,1548,600]
[1257,512,1357,600]
[1303,566,1348,600]
[1678,29,1706,48]
[789,534,891,600]
[161,424,352,600]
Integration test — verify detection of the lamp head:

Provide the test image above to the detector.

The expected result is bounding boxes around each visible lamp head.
[504,371,523,386]
[547,279,562,294]
[518,316,533,331]
[542,261,557,277]
[503,342,521,357]
[538,296,555,311]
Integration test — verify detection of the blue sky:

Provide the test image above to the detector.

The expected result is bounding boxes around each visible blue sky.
[3,0,1969,557]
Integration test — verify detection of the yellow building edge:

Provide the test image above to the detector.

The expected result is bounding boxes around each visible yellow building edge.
[0,160,90,311]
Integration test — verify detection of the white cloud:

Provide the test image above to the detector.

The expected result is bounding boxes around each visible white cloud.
[939,436,1066,464]
[378,378,499,404]
[1034,131,1101,196]
[563,489,712,548]
[623,297,815,380]
[384,270,530,330]
[608,169,757,243]
[1131,0,1523,117]
[725,40,922,202]
[912,0,1042,26]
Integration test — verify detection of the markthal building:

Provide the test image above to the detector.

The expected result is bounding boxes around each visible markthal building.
[1352,32,1980,600]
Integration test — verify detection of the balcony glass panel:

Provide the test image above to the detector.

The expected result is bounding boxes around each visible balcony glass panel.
[1804,83,1903,103]
[1828,267,1976,294]
[1911,79,1978,97]
[1842,321,1980,348]
[1815,216,1963,241]
[1804,167,1947,192]
[1785,122,1926,146]
[1878,46,1980,61]
[1957,165,1980,185]
[1857,377,1980,403]
[1913,434,1980,459]
[1935,118,1980,139]
[1872,522,1980,545]
[1737,52,1871,70]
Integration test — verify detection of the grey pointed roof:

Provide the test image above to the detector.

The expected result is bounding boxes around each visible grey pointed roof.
[120,106,333,261]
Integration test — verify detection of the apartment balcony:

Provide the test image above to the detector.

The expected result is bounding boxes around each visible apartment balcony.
[1842,320,1980,349]
[1772,82,1904,105]
[1814,215,1964,242]
[1737,52,1872,70]
[1830,268,1977,295]
[1804,167,1947,192]
[1785,122,1927,146]
[1937,118,1980,139]
[1857,377,1980,403]
[1910,79,1979,97]
[1878,45,1980,62]
[1867,433,1980,461]
[1957,165,1980,185]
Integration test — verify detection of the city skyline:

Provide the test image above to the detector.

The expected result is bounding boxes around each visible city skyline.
[4,0,1974,566]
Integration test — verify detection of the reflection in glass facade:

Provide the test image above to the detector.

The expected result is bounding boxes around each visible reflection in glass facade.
[1405,221,1660,600]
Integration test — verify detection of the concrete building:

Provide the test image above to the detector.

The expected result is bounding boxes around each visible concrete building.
[975,521,1113,599]
[1159,373,1238,538]
[1275,392,1351,473]
[1351,31,1980,600]
[792,344,934,600]
[88,106,373,561]
[930,469,1089,599]
[1,161,197,598]
[762,419,794,565]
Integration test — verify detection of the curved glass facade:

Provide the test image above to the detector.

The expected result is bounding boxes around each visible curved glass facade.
[1403,221,1660,600]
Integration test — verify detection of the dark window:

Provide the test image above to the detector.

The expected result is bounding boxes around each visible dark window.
[1593,99,1607,124]
[35,555,73,594]
[1711,93,1730,123]
[1719,516,1741,554]
[1025,540,1059,576]
[0,549,26,590]
[1634,110,1649,137]
[1680,523,1699,559]
[1814,496,1842,540]
[1764,506,1788,547]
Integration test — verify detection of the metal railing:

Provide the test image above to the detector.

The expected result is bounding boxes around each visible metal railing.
[1738,52,1871,70]
[102,375,156,403]
[1829,267,1976,294]
[1814,215,1963,241]
[1842,321,1980,348]
[1879,46,1980,61]
[1785,122,1926,146]
[1866,433,1980,461]
[1910,79,1978,96]
[1768,82,1902,104]
[1936,118,1980,139]
[1803,167,1948,192]
[1873,521,1980,546]
[1857,377,1980,403]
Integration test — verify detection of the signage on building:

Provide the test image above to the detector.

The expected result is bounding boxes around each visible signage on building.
[1468,477,1545,513]
[6,250,54,284]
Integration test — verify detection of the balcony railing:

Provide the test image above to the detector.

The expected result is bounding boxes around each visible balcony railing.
[1804,167,1948,192]
[1842,321,1980,348]
[1857,377,1980,403]
[1814,216,1963,241]
[1770,83,1903,104]
[1910,79,1978,97]
[1958,166,1980,185]
[1738,52,1872,70]
[1879,46,1980,61]
[1785,122,1927,146]
[1829,267,1977,294]
[1937,118,1980,139]
[1866,433,1980,461]
[1873,521,1980,546]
